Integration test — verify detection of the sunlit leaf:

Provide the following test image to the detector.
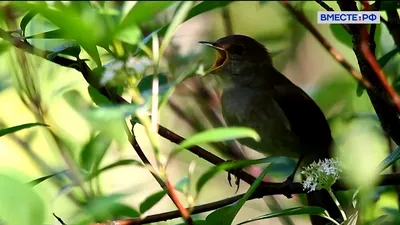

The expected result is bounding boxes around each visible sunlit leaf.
[27,170,68,187]
[14,2,103,66]
[87,103,142,121]
[89,159,144,180]
[139,190,167,214]
[173,127,259,159]
[378,147,400,172]
[159,1,194,57]
[196,157,276,194]
[0,123,48,137]
[116,1,174,36]
[236,206,337,225]
[25,29,64,39]
[136,1,233,52]
[0,174,45,225]
[20,11,38,35]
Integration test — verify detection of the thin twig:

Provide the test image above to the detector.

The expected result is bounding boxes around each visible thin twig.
[280,1,373,91]
[314,0,350,32]
[128,127,194,224]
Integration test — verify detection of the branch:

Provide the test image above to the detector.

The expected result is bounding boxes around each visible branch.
[281,1,373,92]
[128,128,194,224]
[0,27,195,224]
[92,173,400,225]
[337,0,400,146]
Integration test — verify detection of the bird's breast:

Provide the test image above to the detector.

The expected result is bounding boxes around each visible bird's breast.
[221,87,300,157]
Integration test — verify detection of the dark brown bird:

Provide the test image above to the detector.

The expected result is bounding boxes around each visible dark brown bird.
[199,34,341,224]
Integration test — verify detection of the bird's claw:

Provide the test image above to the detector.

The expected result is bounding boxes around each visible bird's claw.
[226,161,241,193]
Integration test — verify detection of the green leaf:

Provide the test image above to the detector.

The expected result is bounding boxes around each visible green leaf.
[116,1,174,36]
[25,29,64,39]
[206,206,235,225]
[372,215,389,225]
[330,24,352,49]
[0,122,48,137]
[109,203,140,218]
[88,85,112,106]
[20,11,38,35]
[87,103,142,121]
[115,24,142,45]
[80,132,112,173]
[135,1,233,53]
[0,174,45,225]
[378,147,400,172]
[139,190,167,214]
[89,159,143,180]
[186,1,232,21]
[159,1,194,57]
[176,127,259,152]
[378,46,400,69]
[137,73,170,100]
[27,170,68,187]
[16,2,103,66]
[196,157,276,194]
[175,176,189,193]
[47,41,81,60]
[83,193,128,222]
[236,206,338,225]
[379,1,400,10]
[221,165,271,225]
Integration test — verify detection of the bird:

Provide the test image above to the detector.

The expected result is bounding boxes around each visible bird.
[199,34,341,224]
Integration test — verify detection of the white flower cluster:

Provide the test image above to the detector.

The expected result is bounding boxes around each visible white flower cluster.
[301,158,342,193]
[100,57,153,85]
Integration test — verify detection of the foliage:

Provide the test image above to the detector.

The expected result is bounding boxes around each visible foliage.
[0,1,399,225]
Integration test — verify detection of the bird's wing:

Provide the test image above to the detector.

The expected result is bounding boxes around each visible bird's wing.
[270,71,333,151]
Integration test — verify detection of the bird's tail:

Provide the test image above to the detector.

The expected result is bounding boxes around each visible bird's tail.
[305,141,342,225]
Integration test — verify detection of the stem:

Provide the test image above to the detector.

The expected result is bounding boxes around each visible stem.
[327,189,347,221]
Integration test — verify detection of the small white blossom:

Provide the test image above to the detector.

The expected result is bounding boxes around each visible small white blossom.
[100,60,124,85]
[301,158,342,192]
[126,57,152,74]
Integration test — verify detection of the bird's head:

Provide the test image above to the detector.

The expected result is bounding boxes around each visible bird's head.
[199,34,273,82]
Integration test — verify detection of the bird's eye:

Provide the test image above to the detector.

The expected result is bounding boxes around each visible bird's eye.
[230,44,245,55]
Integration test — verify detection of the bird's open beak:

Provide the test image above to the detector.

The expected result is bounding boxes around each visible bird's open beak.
[199,41,228,76]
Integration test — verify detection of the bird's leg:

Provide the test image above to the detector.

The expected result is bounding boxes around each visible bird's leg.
[280,154,305,198]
